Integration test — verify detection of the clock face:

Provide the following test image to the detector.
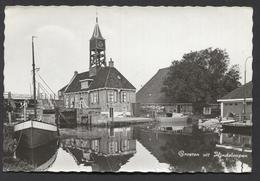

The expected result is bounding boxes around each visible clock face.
[97,40,104,49]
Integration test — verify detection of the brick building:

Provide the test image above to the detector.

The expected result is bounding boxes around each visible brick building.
[59,18,136,122]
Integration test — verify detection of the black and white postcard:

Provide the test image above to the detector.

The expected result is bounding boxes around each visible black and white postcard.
[3,6,253,173]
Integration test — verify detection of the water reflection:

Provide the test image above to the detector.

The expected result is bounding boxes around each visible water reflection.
[16,140,59,171]
[56,126,136,172]
[216,133,252,172]
[14,122,252,172]
[134,123,221,172]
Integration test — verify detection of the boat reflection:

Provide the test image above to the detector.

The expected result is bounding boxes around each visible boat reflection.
[15,140,59,171]
[59,126,136,172]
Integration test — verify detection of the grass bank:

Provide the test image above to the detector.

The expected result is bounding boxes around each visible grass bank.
[3,157,34,172]
[3,124,34,172]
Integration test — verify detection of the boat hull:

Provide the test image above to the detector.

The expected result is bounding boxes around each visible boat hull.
[14,121,58,149]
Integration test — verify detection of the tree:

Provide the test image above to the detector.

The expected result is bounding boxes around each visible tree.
[162,48,241,114]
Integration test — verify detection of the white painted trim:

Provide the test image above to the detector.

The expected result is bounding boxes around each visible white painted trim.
[217,98,253,102]
[64,87,136,95]
[14,120,57,132]
[79,78,93,82]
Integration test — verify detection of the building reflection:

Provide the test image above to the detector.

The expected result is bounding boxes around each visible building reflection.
[219,133,252,148]
[216,132,252,172]
[60,126,136,172]
[134,123,252,172]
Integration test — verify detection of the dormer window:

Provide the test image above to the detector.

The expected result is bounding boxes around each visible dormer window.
[81,81,89,89]
[80,79,93,89]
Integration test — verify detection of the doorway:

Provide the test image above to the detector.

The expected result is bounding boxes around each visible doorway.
[109,107,114,118]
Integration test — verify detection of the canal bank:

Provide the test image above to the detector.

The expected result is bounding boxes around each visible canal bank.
[3,124,34,172]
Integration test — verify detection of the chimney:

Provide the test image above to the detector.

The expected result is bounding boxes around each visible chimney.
[109,58,114,67]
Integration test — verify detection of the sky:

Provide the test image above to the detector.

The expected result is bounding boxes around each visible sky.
[4,6,253,95]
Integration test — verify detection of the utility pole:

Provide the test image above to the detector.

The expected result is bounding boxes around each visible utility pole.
[243,56,252,122]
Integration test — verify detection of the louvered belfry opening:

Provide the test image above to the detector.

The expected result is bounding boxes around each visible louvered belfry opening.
[89,17,106,77]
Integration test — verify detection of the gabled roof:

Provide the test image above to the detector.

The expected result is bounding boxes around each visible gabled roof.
[59,84,68,92]
[64,67,135,93]
[219,81,252,100]
[136,67,172,104]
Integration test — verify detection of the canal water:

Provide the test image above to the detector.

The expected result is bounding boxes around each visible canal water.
[15,122,252,172]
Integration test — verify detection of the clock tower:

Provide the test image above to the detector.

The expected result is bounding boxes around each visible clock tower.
[89,17,106,77]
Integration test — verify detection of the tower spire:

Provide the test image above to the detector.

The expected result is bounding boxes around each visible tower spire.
[89,15,106,77]
[96,9,98,23]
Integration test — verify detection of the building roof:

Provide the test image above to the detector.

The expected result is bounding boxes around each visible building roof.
[219,81,252,100]
[59,84,68,92]
[91,19,104,40]
[64,67,136,93]
[136,67,172,104]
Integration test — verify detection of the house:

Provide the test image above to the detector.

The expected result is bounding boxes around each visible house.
[136,67,193,117]
[59,17,136,123]
[217,81,252,121]
[202,103,220,118]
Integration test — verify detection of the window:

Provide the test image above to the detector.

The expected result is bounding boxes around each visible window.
[107,91,118,103]
[93,92,98,103]
[90,92,98,104]
[75,95,79,108]
[91,139,99,152]
[203,107,211,115]
[80,98,83,108]
[70,97,74,108]
[108,141,118,154]
[121,140,129,152]
[65,97,69,108]
[109,128,115,137]
[81,81,89,89]
[114,91,118,102]
[122,128,128,137]
[108,91,114,103]
[122,92,127,102]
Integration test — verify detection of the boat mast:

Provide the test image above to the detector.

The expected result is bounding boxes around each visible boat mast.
[32,36,37,119]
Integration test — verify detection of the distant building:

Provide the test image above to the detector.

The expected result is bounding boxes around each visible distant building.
[202,103,220,118]
[136,67,193,117]
[217,81,252,121]
[59,17,136,121]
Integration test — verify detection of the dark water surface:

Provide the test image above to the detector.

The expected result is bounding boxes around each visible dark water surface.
[15,122,252,172]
